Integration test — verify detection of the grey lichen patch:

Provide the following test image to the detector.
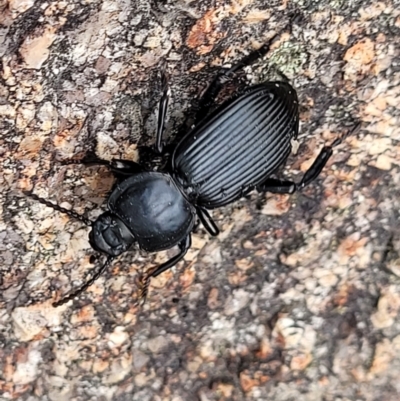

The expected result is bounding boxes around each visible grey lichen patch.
[112,96,144,143]
[259,42,308,81]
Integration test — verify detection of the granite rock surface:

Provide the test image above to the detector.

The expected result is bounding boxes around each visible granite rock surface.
[1,0,400,400]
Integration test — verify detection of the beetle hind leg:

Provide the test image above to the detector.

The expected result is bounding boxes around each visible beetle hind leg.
[137,235,192,305]
[195,22,293,123]
[257,123,361,194]
[257,179,297,194]
[257,145,339,194]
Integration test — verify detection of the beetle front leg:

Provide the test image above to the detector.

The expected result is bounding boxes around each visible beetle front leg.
[137,235,192,305]
[155,72,171,154]
[108,159,145,176]
[59,153,145,176]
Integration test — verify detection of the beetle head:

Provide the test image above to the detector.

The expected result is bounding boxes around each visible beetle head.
[89,212,136,256]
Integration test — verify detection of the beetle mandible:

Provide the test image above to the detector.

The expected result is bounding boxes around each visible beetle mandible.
[25,24,358,307]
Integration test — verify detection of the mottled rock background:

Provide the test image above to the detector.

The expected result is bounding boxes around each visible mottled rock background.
[1,0,400,400]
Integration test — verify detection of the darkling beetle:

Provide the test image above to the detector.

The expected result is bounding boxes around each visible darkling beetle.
[25,23,358,307]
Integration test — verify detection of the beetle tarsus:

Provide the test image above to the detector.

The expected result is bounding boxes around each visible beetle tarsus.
[331,122,361,147]
[299,146,334,188]
[57,152,106,166]
[151,235,191,278]
[299,124,360,188]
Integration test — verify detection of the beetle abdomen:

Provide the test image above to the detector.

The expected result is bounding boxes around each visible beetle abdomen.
[173,82,299,208]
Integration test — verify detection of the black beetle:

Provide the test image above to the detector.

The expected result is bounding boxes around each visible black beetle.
[25,25,358,307]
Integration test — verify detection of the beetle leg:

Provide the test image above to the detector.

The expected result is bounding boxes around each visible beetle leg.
[155,72,171,154]
[258,147,340,194]
[298,123,361,188]
[58,152,110,167]
[197,207,219,236]
[257,179,297,194]
[137,235,192,304]
[298,146,334,188]
[59,153,145,176]
[258,123,361,193]
[194,73,228,123]
[108,159,145,176]
[195,25,291,123]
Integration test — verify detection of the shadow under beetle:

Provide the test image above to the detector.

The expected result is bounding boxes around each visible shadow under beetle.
[25,25,359,307]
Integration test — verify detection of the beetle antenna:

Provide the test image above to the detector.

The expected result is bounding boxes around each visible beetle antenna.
[23,191,93,227]
[52,256,114,307]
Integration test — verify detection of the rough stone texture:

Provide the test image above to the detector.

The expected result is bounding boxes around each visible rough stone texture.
[1,0,400,400]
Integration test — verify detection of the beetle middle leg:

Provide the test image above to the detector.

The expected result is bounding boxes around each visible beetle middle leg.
[197,207,219,236]
[137,72,173,162]
[137,235,192,304]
